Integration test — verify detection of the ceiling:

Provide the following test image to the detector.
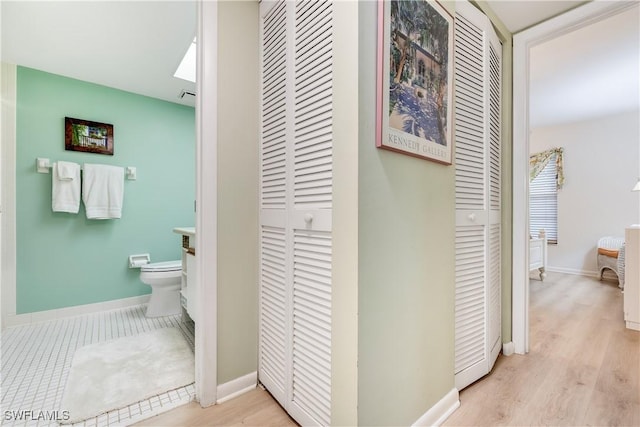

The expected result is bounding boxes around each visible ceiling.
[528,4,640,129]
[1,1,197,107]
[2,1,638,128]
[486,0,588,33]
[486,1,639,129]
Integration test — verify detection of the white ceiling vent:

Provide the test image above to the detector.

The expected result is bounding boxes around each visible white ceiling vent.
[178,90,196,99]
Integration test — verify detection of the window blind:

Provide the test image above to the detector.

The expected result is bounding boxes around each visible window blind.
[529,154,558,243]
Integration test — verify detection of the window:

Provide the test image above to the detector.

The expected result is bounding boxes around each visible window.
[529,154,558,243]
[174,37,196,83]
[418,59,426,77]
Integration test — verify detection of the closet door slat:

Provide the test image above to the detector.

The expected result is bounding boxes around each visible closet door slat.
[454,0,502,391]
[291,230,332,426]
[293,0,333,212]
[260,1,333,425]
[259,0,289,407]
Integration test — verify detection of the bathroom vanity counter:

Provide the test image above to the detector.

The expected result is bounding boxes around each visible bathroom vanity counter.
[173,227,195,238]
[173,226,196,253]
[173,227,197,322]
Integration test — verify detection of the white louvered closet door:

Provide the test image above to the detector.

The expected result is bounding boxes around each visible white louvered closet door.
[259,1,333,426]
[453,0,502,391]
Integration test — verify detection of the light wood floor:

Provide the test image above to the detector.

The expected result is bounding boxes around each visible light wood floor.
[134,387,297,426]
[138,272,639,426]
[445,272,640,426]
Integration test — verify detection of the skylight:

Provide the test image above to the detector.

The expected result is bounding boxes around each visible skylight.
[174,37,196,83]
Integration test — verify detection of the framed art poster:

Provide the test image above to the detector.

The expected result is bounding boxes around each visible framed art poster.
[65,117,114,155]
[376,0,454,164]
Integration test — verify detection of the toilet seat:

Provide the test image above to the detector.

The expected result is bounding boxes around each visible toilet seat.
[141,260,182,273]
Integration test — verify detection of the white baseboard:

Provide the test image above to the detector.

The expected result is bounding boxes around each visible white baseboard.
[546,266,600,278]
[626,321,640,331]
[502,341,515,356]
[216,371,257,404]
[3,294,150,328]
[412,388,460,427]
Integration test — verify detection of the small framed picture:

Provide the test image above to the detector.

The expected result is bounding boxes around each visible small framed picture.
[65,117,114,155]
[376,0,454,164]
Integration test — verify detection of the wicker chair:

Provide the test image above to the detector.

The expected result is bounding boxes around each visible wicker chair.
[597,236,625,288]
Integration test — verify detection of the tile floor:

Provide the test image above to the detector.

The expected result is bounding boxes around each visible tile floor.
[1,305,195,427]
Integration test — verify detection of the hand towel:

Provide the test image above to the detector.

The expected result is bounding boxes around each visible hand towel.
[57,160,77,181]
[52,161,81,213]
[82,163,124,219]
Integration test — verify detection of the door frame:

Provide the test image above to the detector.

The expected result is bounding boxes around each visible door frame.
[195,0,218,407]
[512,0,638,354]
[1,63,17,330]
[0,1,218,406]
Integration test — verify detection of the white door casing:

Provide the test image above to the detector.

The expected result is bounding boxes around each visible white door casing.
[195,0,218,406]
[454,0,502,391]
[511,0,638,355]
[1,63,17,330]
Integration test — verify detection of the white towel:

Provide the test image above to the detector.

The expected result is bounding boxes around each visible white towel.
[52,161,81,213]
[82,163,124,219]
[57,160,77,181]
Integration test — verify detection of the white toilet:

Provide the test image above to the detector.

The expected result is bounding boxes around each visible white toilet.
[139,260,182,317]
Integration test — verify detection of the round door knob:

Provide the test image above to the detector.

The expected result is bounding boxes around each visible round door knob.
[304,213,314,223]
[468,213,476,222]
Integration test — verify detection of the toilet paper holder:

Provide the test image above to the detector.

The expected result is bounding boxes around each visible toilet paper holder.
[129,253,150,268]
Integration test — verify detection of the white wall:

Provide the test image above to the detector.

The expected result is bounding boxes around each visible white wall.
[530,110,640,275]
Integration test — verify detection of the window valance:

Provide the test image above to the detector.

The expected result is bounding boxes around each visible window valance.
[530,147,564,189]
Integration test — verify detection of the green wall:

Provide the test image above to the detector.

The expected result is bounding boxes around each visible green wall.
[16,66,195,314]
[357,1,456,424]
[356,1,513,424]
[216,1,260,385]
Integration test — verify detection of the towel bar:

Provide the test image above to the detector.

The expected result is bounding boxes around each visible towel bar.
[36,158,137,180]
